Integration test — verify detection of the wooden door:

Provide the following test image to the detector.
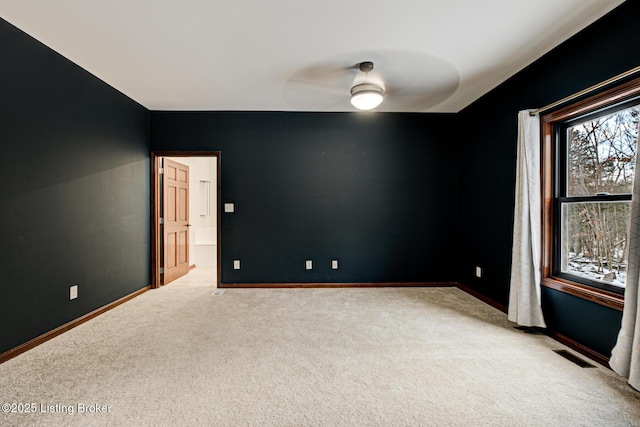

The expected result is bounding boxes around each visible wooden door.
[162,158,190,284]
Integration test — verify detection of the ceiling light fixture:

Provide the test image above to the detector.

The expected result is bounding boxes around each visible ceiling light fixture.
[350,83,384,110]
[350,61,384,111]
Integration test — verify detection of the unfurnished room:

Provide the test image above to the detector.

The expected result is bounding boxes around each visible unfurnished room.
[1,1,640,425]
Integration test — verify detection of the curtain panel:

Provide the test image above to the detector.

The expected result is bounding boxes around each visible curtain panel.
[508,110,546,328]
[610,121,640,391]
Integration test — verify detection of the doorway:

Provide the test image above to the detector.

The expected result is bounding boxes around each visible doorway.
[151,151,221,289]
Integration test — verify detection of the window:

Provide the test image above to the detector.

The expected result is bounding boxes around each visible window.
[541,77,640,310]
[557,103,639,292]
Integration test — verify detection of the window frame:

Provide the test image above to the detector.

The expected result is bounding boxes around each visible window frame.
[541,76,640,311]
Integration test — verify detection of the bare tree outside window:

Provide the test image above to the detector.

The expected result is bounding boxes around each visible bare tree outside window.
[561,106,639,288]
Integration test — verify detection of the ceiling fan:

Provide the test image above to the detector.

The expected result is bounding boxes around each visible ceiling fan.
[349,61,384,110]
[282,50,460,113]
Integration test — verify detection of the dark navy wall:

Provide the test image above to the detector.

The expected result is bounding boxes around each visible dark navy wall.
[458,1,640,358]
[151,112,458,284]
[0,19,150,355]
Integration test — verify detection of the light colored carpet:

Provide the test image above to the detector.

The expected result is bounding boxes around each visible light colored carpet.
[1,286,639,426]
[165,267,217,288]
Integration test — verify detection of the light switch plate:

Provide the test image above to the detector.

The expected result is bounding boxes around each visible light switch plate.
[70,285,78,300]
[475,266,482,278]
[224,203,234,213]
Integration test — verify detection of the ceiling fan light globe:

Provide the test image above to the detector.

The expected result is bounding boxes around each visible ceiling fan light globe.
[351,92,383,110]
[350,83,384,110]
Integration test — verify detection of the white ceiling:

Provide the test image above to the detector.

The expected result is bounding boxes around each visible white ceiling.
[0,0,625,113]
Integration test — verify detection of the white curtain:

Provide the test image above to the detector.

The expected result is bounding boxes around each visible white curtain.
[508,110,546,328]
[610,121,640,391]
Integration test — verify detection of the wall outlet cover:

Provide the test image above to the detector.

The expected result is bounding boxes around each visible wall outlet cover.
[233,260,241,270]
[475,266,482,278]
[305,260,313,270]
[224,203,234,213]
[332,260,338,269]
[70,285,78,300]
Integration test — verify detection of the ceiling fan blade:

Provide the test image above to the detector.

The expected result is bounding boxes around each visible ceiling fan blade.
[383,81,460,111]
[282,61,357,109]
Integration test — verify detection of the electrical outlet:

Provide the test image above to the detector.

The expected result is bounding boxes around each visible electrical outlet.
[475,266,482,278]
[70,285,78,300]
[305,260,313,270]
[332,260,338,269]
[224,203,235,213]
[233,260,241,270]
